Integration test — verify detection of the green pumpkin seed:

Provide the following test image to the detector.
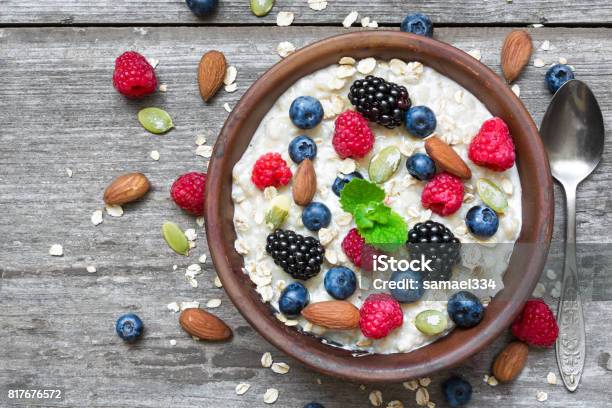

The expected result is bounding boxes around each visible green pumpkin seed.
[415,310,448,336]
[368,146,402,184]
[477,178,508,214]
[265,195,291,229]
[250,0,274,16]
[138,107,174,134]
[162,221,190,256]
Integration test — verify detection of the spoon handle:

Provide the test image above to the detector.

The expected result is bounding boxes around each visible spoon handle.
[555,184,586,392]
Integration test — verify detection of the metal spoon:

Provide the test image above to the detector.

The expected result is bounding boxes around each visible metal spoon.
[540,79,605,392]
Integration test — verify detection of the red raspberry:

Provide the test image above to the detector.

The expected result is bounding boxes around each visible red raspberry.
[112,51,157,98]
[512,299,559,347]
[341,228,380,271]
[421,172,464,216]
[468,117,516,171]
[170,172,207,216]
[359,293,404,339]
[251,153,292,190]
[332,111,375,159]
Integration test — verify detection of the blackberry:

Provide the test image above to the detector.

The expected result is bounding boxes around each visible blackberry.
[348,76,411,128]
[406,220,461,281]
[266,229,325,280]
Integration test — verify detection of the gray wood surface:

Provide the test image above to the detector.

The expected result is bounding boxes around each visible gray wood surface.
[1,24,612,407]
[3,0,612,25]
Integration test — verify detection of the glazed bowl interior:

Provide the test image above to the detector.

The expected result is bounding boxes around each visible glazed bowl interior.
[205,31,553,382]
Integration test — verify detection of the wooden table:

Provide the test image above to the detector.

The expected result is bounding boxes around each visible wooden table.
[1,2,611,407]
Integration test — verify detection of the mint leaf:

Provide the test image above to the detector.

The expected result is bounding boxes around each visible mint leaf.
[358,210,407,251]
[353,204,374,229]
[339,178,385,213]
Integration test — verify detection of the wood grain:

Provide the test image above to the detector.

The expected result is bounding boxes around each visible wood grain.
[1,26,611,407]
[3,0,612,25]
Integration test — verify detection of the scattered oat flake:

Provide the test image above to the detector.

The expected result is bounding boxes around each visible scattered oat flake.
[159,84,167,92]
[532,23,544,28]
[196,216,205,227]
[169,339,177,346]
[196,145,213,158]
[369,390,383,406]
[277,11,294,26]
[223,103,232,112]
[198,254,207,263]
[540,40,551,51]
[336,64,356,78]
[487,376,499,386]
[263,388,279,404]
[271,362,290,374]
[213,275,223,288]
[403,380,419,391]
[308,0,327,11]
[511,84,521,97]
[416,387,429,406]
[387,401,403,408]
[225,83,238,93]
[49,244,64,256]
[195,134,207,146]
[179,300,200,310]
[546,269,557,280]
[236,383,251,395]
[146,57,159,69]
[532,282,546,297]
[427,403,435,408]
[277,41,296,58]
[105,204,123,217]
[224,66,237,86]
[357,57,377,74]
[86,265,97,273]
[91,209,103,226]
[339,56,356,65]
[419,377,431,387]
[167,302,180,312]
[206,298,221,308]
[261,352,273,368]
[546,372,557,385]
[185,228,197,241]
[369,20,379,28]
[65,168,73,177]
[467,49,482,61]
[361,16,371,27]
[558,56,568,64]
[343,11,359,28]
[536,391,548,402]
[534,58,546,67]
[150,150,160,161]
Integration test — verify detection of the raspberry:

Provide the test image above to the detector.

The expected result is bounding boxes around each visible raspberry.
[421,172,464,216]
[468,117,516,171]
[251,152,292,190]
[511,299,559,347]
[341,228,379,271]
[170,172,207,216]
[359,293,404,339]
[332,111,375,159]
[112,51,157,99]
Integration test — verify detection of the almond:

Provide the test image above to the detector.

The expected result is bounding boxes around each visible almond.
[292,159,317,206]
[103,172,150,205]
[501,30,533,83]
[424,136,472,179]
[179,308,232,341]
[492,341,529,382]
[301,300,360,330]
[198,50,227,102]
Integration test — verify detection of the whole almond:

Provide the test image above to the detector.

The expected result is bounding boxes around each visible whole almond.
[198,50,227,102]
[492,341,529,382]
[292,159,317,206]
[301,301,360,330]
[501,30,533,83]
[103,172,150,205]
[424,136,472,179]
[179,308,232,341]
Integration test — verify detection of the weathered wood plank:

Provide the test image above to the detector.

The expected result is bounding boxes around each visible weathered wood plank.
[1,26,612,407]
[2,0,612,25]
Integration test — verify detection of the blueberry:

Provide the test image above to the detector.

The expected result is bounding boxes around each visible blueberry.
[442,376,472,407]
[115,313,144,342]
[406,153,436,181]
[185,0,218,16]
[304,403,325,408]
[289,96,324,129]
[324,267,357,300]
[400,13,434,37]
[279,282,309,316]
[332,171,364,196]
[302,202,331,231]
[465,205,499,238]
[288,135,317,163]
[389,269,424,303]
[447,291,484,328]
[545,64,575,93]
[405,106,437,138]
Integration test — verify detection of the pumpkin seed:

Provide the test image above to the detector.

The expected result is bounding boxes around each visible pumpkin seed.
[250,0,274,16]
[138,107,174,134]
[265,195,290,229]
[162,221,189,256]
[477,178,508,213]
[368,146,402,184]
[415,310,448,336]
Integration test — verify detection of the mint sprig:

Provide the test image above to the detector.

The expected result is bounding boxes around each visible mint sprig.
[339,179,408,250]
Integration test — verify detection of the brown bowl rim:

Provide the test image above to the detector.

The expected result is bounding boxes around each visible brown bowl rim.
[205,31,554,383]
